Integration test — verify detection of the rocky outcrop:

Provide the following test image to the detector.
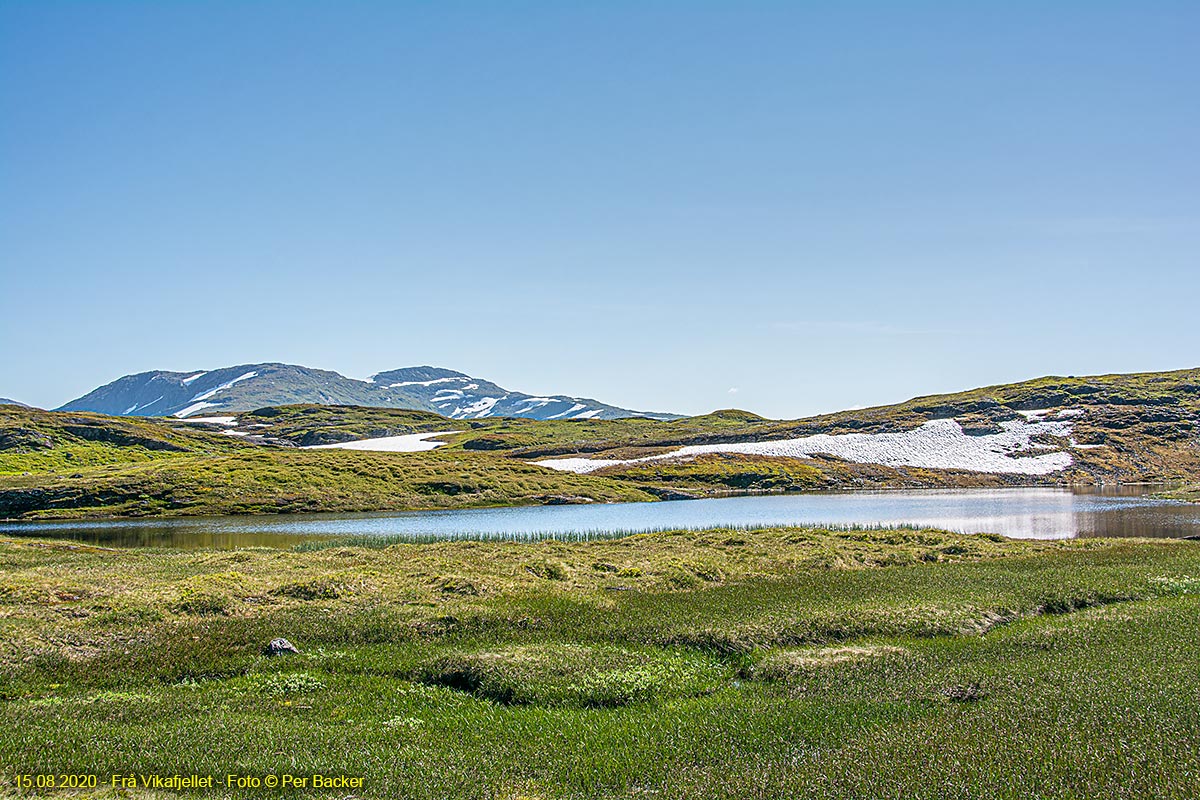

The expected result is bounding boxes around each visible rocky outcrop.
[0,428,54,451]
[61,423,190,452]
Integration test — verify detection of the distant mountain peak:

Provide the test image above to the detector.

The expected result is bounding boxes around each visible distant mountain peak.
[57,363,679,422]
[372,366,472,386]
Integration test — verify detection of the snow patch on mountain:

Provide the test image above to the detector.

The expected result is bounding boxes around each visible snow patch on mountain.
[124,396,165,414]
[172,372,259,417]
[441,397,502,418]
[174,401,219,418]
[534,415,1082,476]
[548,403,587,419]
[187,372,258,404]
[389,377,468,388]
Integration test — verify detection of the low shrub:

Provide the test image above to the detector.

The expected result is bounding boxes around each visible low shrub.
[255,672,327,696]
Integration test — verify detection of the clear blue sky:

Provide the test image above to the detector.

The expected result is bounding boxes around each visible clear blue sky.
[2,2,1197,418]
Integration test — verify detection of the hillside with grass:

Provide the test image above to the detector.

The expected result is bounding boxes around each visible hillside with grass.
[0,405,251,476]
[2,368,1198,520]
[458,368,1200,486]
[0,407,655,519]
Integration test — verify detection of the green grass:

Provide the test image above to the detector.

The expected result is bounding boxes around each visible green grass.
[0,447,657,519]
[224,405,457,447]
[0,406,246,476]
[2,529,1200,797]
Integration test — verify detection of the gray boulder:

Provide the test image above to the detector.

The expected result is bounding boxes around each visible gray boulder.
[264,637,300,656]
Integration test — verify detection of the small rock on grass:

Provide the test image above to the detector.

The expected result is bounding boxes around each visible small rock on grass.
[941,682,986,702]
[265,637,300,656]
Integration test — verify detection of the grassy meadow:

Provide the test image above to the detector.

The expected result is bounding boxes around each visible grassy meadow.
[2,527,1200,798]
[0,447,658,519]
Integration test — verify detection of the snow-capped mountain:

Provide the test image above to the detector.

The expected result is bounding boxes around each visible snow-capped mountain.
[57,363,677,421]
[369,367,674,421]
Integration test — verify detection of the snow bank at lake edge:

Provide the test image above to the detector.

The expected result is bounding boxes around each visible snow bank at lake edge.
[304,431,464,453]
[532,415,1084,477]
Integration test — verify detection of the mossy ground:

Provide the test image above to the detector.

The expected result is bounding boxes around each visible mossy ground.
[0,406,247,476]
[2,529,1200,798]
[0,448,656,519]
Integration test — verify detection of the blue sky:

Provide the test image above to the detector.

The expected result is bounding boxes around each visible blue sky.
[2,2,1197,418]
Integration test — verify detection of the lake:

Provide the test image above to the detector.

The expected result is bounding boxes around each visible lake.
[1,485,1197,549]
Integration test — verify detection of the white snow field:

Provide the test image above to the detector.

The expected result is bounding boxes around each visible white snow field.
[533,414,1084,476]
[304,431,463,452]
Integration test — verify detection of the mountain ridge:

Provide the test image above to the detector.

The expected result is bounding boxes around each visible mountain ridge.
[57,362,679,422]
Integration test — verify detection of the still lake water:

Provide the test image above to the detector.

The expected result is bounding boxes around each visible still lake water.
[1,486,1197,549]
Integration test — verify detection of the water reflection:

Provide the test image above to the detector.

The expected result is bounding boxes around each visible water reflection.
[1,485,1195,549]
